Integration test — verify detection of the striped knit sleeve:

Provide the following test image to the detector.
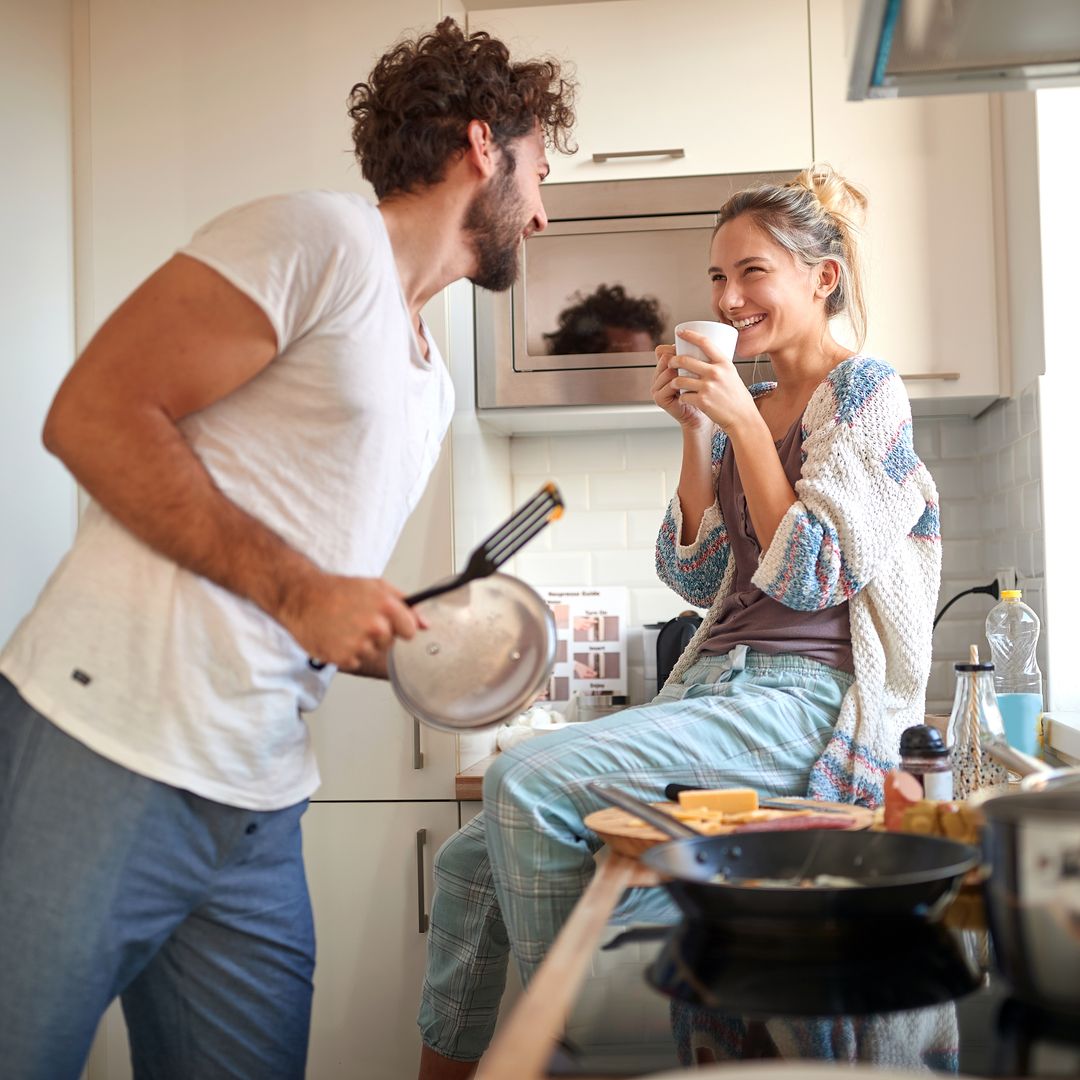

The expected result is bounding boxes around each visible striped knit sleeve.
[655,427,733,608]
[752,359,940,611]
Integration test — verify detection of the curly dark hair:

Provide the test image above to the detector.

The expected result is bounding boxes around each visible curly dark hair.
[544,284,666,355]
[348,18,576,198]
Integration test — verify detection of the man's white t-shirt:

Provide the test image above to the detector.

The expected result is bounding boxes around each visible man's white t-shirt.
[0,192,454,810]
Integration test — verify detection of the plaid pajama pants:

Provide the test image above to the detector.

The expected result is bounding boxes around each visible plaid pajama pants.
[418,647,855,1061]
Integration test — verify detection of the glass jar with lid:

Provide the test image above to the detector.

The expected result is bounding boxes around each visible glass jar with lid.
[947,661,1009,800]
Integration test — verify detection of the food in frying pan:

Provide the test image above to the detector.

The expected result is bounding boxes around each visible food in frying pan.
[711,872,863,888]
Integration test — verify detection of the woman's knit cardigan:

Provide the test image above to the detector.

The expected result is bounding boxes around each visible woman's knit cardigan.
[656,357,942,807]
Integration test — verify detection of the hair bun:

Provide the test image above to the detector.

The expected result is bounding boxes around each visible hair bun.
[789,162,868,231]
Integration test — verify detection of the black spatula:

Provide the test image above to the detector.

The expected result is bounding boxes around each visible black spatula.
[405,482,564,606]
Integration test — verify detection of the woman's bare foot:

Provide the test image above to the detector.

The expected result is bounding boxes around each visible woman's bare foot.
[418,1044,478,1080]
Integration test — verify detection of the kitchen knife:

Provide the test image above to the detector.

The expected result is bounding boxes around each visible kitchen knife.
[663,782,854,816]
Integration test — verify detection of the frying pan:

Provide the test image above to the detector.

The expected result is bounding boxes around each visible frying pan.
[588,783,978,923]
[388,573,556,732]
[642,829,979,923]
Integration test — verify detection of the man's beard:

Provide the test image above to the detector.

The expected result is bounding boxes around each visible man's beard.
[464,160,526,293]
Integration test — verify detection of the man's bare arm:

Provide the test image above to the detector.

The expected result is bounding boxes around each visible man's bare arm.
[44,254,418,670]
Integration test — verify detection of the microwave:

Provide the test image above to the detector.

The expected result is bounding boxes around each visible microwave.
[475,171,796,412]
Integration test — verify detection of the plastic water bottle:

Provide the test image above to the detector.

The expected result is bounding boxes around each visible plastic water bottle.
[984,589,1043,756]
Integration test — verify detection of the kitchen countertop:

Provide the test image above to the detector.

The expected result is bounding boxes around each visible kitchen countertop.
[456,752,499,800]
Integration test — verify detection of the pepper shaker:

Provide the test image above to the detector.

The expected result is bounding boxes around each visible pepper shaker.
[899,724,954,800]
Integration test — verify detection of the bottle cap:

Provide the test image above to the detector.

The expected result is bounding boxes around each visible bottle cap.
[954,662,994,672]
[900,724,948,756]
[1001,589,1022,600]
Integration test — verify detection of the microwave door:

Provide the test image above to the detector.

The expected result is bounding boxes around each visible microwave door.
[512,213,716,375]
[475,170,794,413]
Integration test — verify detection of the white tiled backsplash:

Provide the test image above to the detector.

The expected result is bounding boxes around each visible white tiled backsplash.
[510,383,1046,716]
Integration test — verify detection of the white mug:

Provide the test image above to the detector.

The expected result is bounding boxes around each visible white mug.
[674,320,739,381]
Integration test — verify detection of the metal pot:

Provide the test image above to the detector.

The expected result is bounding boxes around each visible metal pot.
[388,573,556,732]
[981,787,1080,1013]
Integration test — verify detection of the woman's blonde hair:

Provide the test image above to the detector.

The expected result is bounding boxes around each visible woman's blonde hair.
[713,163,869,349]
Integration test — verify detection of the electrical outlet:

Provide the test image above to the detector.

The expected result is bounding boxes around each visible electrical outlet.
[995,567,1017,594]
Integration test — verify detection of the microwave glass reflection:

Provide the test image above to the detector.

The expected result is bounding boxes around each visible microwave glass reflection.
[520,221,716,367]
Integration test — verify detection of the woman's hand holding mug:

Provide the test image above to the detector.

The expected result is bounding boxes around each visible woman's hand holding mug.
[669,321,757,432]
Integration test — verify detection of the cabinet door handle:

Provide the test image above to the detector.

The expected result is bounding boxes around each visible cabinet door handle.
[412,717,425,770]
[416,828,430,934]
[899,372,961,382]
[591,147,685,163]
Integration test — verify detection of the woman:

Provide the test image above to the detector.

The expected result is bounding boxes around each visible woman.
[417,164,940,1078]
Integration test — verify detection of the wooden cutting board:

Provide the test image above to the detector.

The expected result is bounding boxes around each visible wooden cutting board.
[585,798,875,858]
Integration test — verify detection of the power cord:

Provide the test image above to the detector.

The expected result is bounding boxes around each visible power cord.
[932,578,1000,631]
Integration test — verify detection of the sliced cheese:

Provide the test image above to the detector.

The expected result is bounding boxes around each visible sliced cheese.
[677,787,759,813]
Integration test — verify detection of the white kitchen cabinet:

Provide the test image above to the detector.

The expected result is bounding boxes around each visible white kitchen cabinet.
[469,0,812,184]
[81,0,442,327]
[302,801,460,1080]
[809,0,1002,413]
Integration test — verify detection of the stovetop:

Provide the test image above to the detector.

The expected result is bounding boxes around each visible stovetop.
[550,919,1080,1077]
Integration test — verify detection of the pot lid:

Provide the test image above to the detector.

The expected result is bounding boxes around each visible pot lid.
[388,573,556,732]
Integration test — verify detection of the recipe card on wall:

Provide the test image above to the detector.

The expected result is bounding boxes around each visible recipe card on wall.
[540,586,628,704]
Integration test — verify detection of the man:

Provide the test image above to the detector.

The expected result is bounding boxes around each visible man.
[0,18,574,1079]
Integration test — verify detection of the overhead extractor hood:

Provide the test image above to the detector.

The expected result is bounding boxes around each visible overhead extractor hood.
[848,0,1080,100]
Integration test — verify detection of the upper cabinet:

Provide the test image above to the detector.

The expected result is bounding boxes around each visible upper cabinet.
[809,0,1002,412]
[81,0,442,328]
[472,0,1005,419]
[469,0,813,184]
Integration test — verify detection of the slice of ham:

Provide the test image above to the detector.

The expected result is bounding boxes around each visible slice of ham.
[731,813,853,833]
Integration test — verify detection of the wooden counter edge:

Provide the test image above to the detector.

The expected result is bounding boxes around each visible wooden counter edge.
[456,752,500,801]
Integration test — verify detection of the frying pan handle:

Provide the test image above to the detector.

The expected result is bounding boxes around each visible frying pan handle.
[587,782,700,840]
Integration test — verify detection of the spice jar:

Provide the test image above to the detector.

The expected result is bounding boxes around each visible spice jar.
[899,724,953,800]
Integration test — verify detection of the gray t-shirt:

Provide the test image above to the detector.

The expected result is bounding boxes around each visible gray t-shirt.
[699,415,854,673]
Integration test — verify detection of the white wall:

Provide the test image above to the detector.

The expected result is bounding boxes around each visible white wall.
[920,415,992,715]
[1035,88,1080,713]
[997,93,1045,396]
[0,0,78,644]
[974,384,1047,686]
